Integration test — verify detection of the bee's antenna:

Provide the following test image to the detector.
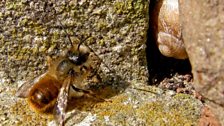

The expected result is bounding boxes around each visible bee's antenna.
[77,34,113,73]
[52,2,73,47]
[53,2,113,73]
[58,20,74,47]
[77,35,91,52]
[85,43,113,73]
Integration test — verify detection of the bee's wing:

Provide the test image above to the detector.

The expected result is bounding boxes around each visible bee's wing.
[15,72,48,98]
[54,75,72,126]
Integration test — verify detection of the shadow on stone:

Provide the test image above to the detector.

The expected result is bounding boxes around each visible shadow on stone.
[65,73,129,123]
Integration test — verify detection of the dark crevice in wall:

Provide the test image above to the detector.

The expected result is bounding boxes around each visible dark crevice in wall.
[146,0,191,85]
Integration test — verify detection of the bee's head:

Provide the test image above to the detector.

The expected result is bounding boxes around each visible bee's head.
[52,43,93,80]
[67,44,90,66]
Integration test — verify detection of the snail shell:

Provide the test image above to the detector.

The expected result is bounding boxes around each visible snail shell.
[152,0,188,59]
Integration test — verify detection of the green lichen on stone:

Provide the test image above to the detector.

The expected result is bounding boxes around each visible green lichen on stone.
[114,0,148,19]
[86,86,202,126]
[135,94,201,125]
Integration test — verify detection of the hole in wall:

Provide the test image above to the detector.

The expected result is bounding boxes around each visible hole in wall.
[146,0,192,85]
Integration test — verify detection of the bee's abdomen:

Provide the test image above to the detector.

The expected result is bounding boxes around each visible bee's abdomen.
[27,76,61,114]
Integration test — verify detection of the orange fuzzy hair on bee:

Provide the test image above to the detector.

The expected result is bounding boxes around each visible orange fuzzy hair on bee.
[26,74,60,115]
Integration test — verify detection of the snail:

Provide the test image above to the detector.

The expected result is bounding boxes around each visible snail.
[151,0,188,59]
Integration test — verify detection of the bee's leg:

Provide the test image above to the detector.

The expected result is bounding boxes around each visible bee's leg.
[54,70,74,126]
[71,85,105,102]
[87,70,102,84]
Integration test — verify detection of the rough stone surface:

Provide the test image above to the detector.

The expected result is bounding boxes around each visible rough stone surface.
[0,80,203,125]
[179,0,224,125]
[0,0,148,84]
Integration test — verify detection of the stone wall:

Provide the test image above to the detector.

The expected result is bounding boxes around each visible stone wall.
[179,0,224,124]
[0,0,149,84]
